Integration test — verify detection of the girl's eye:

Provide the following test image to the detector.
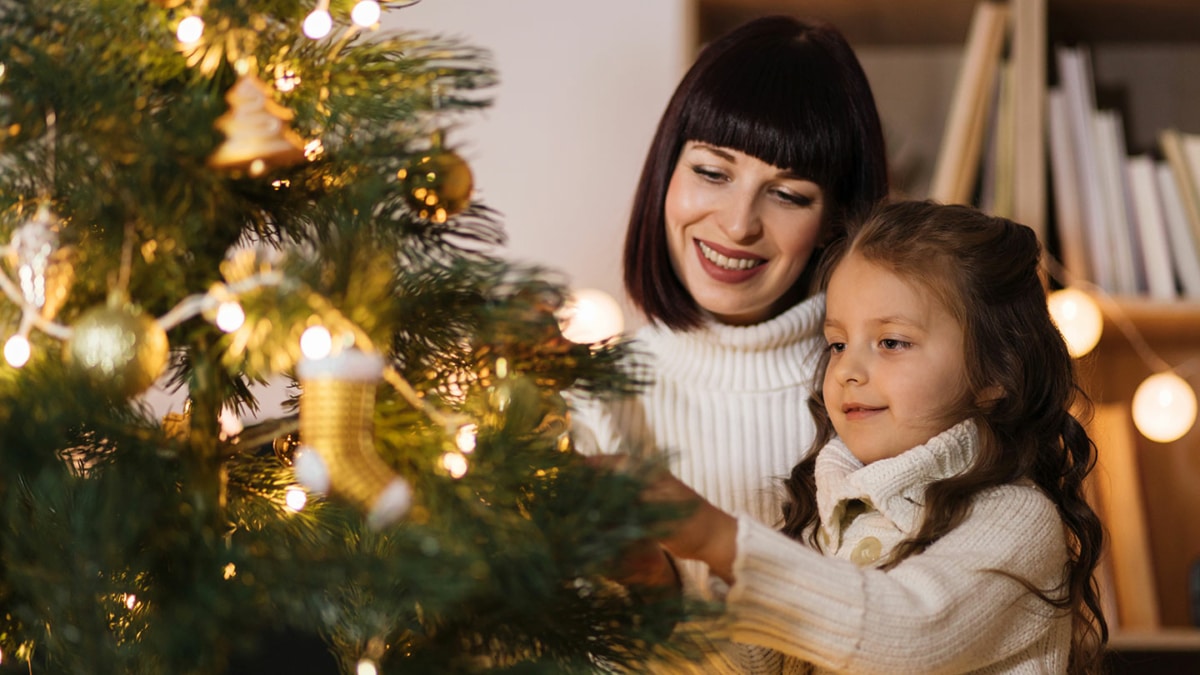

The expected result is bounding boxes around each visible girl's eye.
[880,338,910,350]
[826,342,845,354]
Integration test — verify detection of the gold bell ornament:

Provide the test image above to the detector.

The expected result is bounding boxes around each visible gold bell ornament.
[293,349,411,529]
[209,73,306,176]
[65,293,169,398]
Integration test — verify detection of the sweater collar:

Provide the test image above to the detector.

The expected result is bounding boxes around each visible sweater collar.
[815,420,979,538]
[637,293,826,391]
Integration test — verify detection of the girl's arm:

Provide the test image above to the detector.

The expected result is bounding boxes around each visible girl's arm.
[725,483,1070,674]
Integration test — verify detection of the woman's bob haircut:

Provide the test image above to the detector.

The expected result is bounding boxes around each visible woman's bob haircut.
[624,15,888,330]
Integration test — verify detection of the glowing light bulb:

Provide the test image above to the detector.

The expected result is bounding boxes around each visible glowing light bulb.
[218,406,244,440]
[558,288,625,344]
[1132,371,1197,443]
[441,451,468,478]
[455,423,477,453]
[303,9,333,39]
[4,334,30,367]
[285,486,308,511]
[351,1,382,27]
[215,301,245,332]
[177,15,204,44]
[1047,288,1103,358]
[300,325,333,360]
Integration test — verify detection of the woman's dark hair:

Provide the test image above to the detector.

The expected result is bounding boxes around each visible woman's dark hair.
[623,15,889,330]
[782,200,1107,674]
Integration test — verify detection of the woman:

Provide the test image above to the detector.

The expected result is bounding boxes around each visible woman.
[572,14,888,575]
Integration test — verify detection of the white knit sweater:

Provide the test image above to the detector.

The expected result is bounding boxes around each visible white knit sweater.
[569,294,826,528]
[727,421,1074,674]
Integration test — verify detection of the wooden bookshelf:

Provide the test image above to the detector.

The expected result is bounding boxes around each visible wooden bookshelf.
[696,0,1200,657]
[695,0,1200,45]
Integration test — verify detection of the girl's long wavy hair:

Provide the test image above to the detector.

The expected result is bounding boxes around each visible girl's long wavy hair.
[781,200,1108,674]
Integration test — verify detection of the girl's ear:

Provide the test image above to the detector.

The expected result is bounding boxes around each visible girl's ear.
[976,384,1005,407]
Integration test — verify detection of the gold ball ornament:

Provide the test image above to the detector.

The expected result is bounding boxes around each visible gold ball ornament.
[66,301,169,398]
[398,149,473,223]
[273,432,300,466]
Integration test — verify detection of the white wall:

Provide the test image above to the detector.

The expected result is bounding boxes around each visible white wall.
[387,0,691,328]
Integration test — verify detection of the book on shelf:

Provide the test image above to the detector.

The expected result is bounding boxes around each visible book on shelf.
[1154,160,1200,298]
[1125,155,1177,301]
[1160,129,1200,259]
[1009,0,1046,242]
[928,1,1008,206]
[1055,46,1117,293]
[1046,88,1092,283]
[1092,108,1141,296]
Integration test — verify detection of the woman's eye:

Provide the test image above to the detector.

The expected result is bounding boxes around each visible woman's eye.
[773,189,813,207]
[692,166,727,182]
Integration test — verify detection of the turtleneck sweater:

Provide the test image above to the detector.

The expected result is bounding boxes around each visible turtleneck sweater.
[726,422,1073,674]
[570,293,826,528]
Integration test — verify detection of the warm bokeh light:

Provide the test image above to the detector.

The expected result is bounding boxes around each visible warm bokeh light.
[285,486,308,511]
[441,451,468,478]
[303,9,333,39]
[558,288,625,344]
[351,1,382,27]
[356,659,379,675]
[4,334,30,367]
[176,15,204,44]
[1132,371,1197,443]
[455,423,477,453]
[300,325,333,360]
[1047,288,1103,358]
[218,407,243,440]
[215,301,245,332]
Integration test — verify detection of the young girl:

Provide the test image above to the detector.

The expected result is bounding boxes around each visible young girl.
[645,200,1107,673]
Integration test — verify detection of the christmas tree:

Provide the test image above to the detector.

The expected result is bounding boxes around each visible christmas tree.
[0,2,703,672]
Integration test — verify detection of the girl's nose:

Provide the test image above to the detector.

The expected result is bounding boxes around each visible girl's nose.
[830,346,867,385]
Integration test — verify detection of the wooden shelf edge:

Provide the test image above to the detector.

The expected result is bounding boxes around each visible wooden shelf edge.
[1110,628,1200,651]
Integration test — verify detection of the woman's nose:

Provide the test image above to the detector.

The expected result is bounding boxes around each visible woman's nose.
[717,192,762,242]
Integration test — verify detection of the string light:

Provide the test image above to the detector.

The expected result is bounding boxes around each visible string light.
[1131,371,1197,443]
[176,15,204,44]
[214,301,245,332]
[303,3,333,39]
[1047,287,1103,357]
[285,486,308,511]
[4,334,30,367]
[1046,257,1196,442]
[350,1,382,27]
[300,325,333,360]
[455,424,477,453]
[441,451,468,478]
[558,288,624,344]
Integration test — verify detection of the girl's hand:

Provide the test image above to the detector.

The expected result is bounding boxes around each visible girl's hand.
[588,454,739,584]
